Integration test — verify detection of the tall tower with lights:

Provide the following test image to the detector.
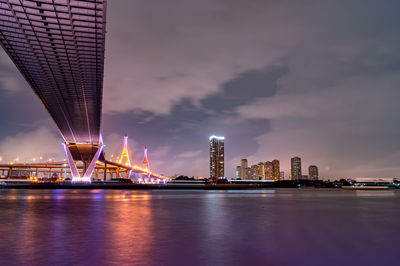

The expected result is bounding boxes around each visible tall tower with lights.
[272,159,280,180]
[291,156,302,181]
[119,134,132,167]
[209,135,225,179]
[309,165,318,180]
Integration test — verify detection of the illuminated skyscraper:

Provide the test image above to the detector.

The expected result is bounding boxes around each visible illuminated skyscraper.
[210,136,225,179]
[240,159,248,179]
[245,167,252,180]
[291,157,302,180]
[265,161,273,180]
[235,166,241,179]
[272,159,280,180]
[309,165,319,180]
[257,162,265,180]
[251,165,258,180]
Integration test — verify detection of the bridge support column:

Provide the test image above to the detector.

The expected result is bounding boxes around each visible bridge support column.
[103,163,107,181]
[63,143,104,183]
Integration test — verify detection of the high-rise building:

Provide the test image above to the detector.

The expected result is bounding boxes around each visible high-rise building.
[272,159,280,180]
[245,167,252,180]
[280,171,285,180]
[251,165,258,180]
[240,159,248,179]
[237,159,284,181]
[209,136,224,179]
[257,162,265,180]
[291,157,302,180]
[235,166,241,179]
[265,161,273,180]
[309,165,318,180]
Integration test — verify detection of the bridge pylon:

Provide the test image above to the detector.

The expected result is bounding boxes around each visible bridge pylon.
[118,134,133,167]
[118,134,133,178]
[63,142,104,183]
[142,147,151,181]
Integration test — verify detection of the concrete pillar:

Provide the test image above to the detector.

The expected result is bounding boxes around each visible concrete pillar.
[103,163,107,181]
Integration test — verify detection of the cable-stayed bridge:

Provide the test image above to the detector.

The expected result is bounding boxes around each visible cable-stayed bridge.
[0,0,164,182]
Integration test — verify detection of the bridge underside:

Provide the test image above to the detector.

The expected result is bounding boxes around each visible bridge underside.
[0,0,108,182]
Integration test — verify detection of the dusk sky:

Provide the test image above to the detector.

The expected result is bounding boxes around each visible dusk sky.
[1,0,400,179]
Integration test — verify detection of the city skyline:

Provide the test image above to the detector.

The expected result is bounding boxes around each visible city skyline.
[1,0,400,179]
[236,156,320,181]
[0,2,399,266]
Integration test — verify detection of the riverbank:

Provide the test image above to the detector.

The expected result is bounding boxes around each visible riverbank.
[1,182,397,190]
[0,183,282,190]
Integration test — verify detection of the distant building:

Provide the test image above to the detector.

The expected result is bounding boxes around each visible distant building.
[272,159,280,180]
[245,167,252,180]
[280,171,285,180]
[240,159,248,179]
[251,165,258,180]
[257,162,265,180]
[309,165,318,180]
[209,136,224,179]
[236,159,284,180]
[235,166,241,179]
[265,161,273,180]
[291,157,302,180]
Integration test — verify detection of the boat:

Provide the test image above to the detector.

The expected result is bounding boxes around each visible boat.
[342,185,389,190]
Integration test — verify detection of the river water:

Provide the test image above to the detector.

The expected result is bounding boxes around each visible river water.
[0,188,398,266]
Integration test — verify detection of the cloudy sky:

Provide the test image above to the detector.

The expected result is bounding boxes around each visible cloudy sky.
[1,0,400,179]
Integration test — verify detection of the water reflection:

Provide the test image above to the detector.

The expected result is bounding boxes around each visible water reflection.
[17,194,43,264]
[0,189,399,265]
[106,191,154,265]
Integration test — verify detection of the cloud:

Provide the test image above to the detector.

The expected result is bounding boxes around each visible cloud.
[0,127,64,163]
[99,0,400,178]
[176,149,202,159]
[235,69,400,179]
[0,49,28,93]
[101,66,281,177]
[102,0,296,115]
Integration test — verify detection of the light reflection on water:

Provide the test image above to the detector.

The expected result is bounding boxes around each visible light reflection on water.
[0,189,399,266]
